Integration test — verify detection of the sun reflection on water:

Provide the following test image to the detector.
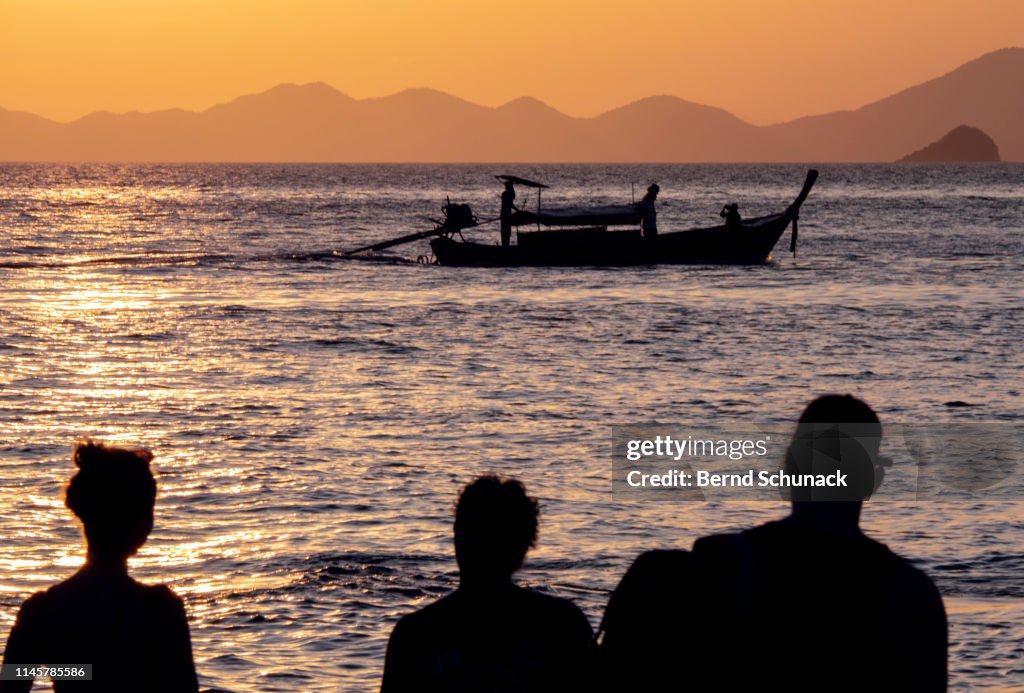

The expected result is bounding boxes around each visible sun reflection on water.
[1,164,1020,690]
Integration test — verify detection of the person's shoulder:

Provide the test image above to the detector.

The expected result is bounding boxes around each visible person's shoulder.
[386,590,475,655]
[692,531,746,564]
[22,586,54,604]
[24,578,85,612]
[517,586,586,616]
[889,558,939,588]
[390,591,458,634]
[631,547,691,567]
[8,584,70,636]
[692,531,740,553]
[139,582,189,618]
[15,587,54,619]
[514,587,593,638]
[142,582,182,600]
[884,554,943,607]
[622,548,693,582]
[606,549,695,616]
[840,530,924,578]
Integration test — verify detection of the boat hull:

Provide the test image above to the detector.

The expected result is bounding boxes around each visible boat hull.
[430,213,792,267]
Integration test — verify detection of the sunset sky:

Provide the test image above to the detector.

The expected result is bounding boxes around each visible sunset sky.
[1,0,1021,124]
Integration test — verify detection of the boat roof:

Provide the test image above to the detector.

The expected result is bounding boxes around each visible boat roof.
[511,205,641,227]
[496,174,549,189]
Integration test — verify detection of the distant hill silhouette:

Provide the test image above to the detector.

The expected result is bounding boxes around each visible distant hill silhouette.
[766,48,1023,162]
[899,125,1000,162]
[0,48,1021,162]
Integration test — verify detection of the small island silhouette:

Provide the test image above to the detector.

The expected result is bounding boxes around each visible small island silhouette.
[899,125,1001,162]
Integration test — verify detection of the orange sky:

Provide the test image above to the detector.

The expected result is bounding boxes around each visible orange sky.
[1,0,1021,124]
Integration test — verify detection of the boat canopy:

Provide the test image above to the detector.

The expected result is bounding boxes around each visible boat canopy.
[495,175,549,189]
[510,205,641,227]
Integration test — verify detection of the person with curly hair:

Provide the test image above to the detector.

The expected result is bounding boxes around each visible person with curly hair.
[381,475,593,692]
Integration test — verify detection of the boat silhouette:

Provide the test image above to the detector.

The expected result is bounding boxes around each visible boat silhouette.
[429,170,817,267]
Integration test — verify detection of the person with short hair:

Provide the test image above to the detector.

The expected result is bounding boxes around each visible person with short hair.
[381,475,593,692]
[0,440,199,693]
[599,395,948,692]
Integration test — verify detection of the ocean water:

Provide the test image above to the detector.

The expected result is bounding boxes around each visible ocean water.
[0,163,1021,691]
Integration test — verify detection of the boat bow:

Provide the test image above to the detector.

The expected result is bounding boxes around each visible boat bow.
[786,169,818,256]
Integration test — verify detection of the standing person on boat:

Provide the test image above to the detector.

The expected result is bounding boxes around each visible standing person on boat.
[638,184,659,239]
[381,475,593,692]
[1,440,200,693]
[499,180,517,248]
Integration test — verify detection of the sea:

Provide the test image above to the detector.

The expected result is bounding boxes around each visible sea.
[0,164,1021,691]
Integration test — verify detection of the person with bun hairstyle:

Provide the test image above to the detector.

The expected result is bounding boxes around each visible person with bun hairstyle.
[0,440,199,692]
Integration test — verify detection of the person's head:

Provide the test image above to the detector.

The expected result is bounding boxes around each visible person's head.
[453,475,539,585]
[504,180,515,191]
[644,183,660,201]
[65,439,157,561]
[784,395,883,508]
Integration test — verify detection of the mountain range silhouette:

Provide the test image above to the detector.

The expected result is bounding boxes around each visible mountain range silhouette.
[1,48,1020,162]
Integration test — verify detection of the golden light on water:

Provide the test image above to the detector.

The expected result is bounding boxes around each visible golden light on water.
[0,559,48,574]
[1,163,1020,691]
[40,290,156,314]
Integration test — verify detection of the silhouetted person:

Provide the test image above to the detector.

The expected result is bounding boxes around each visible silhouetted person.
[597,547,698,691]
[719,202,741,229]
[0,440,199,693]
[638,184,659,239]
[499,180,517,248]
[599,395,947,692]
[381,475,593,692]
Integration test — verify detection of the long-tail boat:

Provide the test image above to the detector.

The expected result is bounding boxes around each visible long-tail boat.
[426,170,818,267]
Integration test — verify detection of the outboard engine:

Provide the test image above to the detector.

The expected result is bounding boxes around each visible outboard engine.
[442,200,476,231]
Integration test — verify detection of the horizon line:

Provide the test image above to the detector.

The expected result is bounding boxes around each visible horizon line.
[0,160,1016,166]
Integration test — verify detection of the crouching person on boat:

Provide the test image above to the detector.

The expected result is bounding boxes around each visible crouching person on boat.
[638,184,659,239]
[720,202,742,229]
